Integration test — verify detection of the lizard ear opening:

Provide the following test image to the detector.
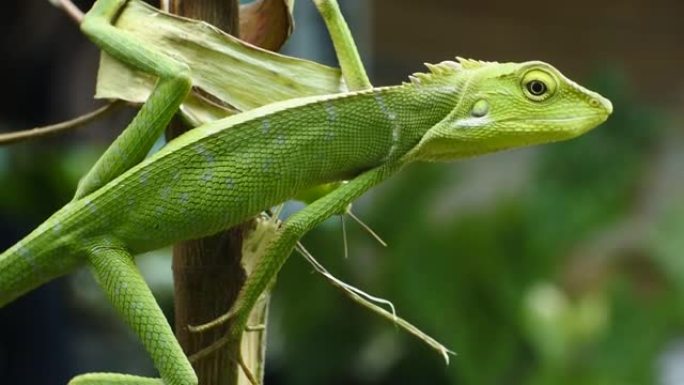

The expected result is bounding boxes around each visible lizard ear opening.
[470,99,489,117]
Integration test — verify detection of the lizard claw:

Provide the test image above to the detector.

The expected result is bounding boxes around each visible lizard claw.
[187,309,237,333]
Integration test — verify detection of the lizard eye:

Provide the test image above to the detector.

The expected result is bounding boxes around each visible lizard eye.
[527,80,546,96]
[522,69,557,101]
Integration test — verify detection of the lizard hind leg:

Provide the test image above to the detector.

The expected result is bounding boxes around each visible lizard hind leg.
[82,245,198,385]
[190,164,397,362]
[69,373,163,385]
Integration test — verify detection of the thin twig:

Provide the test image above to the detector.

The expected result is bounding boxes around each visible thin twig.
[51,0,85,24]
[347,209,388,247]
[296,242,397,318]
[340,215,349,258]
[0,102,121,145]
[295,242,454,364]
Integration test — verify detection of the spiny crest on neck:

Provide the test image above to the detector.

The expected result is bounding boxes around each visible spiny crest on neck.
[405,57,499,86]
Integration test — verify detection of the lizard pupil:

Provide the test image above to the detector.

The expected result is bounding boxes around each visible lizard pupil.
[527,80,547,96]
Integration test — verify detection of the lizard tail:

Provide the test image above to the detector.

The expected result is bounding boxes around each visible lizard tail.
[0,225,81,307]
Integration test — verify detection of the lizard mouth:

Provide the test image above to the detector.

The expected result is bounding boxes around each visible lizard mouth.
[493,114,609,139]
[489,114,608,135]
[496,112,610,127]
[526,114,609,124]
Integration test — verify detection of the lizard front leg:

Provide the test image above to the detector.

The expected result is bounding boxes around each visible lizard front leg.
[313,0,371,91]
[75,0,192,199]
[189,163,400,365]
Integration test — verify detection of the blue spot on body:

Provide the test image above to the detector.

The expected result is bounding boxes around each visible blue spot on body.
[180,192,190,205]
[160,186,172,199]
[52,220,63,234]
[18,247,37,271]
[262,119,271,134]
[324,102,336,123]
[113,145,124,159]
[195,144,215,163]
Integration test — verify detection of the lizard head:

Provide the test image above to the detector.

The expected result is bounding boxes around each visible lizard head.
[407,58,612,161]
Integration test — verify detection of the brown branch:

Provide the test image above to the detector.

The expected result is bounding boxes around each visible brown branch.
[167,1,248,384]
[0,102,120,145]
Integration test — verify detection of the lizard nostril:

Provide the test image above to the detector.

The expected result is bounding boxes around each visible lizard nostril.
[589,97,613,115]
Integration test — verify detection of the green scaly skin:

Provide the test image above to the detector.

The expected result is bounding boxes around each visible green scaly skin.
[0,0,612,383]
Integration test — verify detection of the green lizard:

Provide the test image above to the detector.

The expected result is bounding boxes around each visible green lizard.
[0,0,612,383]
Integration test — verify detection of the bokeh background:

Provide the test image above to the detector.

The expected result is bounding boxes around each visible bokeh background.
[1,0,683,384]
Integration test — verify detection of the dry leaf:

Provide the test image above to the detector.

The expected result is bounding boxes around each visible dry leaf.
[96,0,344,125]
